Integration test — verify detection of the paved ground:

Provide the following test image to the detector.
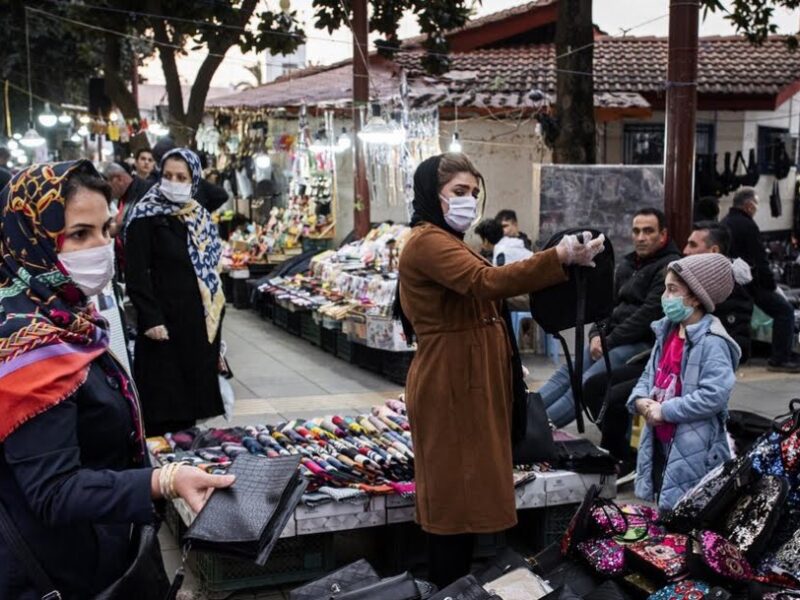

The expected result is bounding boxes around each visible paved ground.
[166,307,800,599]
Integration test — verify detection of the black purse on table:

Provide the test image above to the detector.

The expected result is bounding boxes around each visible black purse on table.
[184,453,308,565]
[289,559,380,600]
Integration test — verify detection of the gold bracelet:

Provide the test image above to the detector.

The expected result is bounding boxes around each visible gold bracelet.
[168,464,182,500]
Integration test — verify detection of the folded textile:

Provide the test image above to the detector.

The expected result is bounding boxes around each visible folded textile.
[184,454,307,565]
[318,486,369,504]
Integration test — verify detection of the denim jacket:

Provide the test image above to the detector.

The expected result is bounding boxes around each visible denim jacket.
[627,314,740,510]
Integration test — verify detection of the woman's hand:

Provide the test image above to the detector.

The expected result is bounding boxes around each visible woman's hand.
[555,232,606,267]
[174,467,236,513]
[145,325,169,341]
[151,466,236,513]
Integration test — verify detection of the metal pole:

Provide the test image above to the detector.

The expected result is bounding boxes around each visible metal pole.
[352,0,370,238]
[663,0,699,249]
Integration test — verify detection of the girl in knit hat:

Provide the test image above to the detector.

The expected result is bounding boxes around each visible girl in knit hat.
[626,253,741,511]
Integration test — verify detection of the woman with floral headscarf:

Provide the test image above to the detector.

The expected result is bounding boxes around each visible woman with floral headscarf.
[126,148,226,436]
[0,161,234,598]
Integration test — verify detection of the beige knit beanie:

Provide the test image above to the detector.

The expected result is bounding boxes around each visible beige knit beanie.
[667,254,735,312]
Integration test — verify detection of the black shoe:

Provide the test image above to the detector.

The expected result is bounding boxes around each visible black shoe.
[616,457,637,486]
[767,360,800,373]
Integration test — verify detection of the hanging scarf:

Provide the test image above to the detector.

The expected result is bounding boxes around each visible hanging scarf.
[125,148,224,343]
[0,162,111,442]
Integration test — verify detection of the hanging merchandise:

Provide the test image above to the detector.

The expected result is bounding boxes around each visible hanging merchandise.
[775,141,793,180]
[771,179,783,218]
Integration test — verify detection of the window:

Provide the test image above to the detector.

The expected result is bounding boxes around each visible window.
[623,123,715,165]
[757,126,794,175]
[281,63,298,75]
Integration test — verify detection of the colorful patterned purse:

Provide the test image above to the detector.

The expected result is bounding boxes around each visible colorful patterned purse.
[592,503,663,543]
[664,456,753,532]
[625,534,689,583]
[647,581,731,600]
[721,475,787,560]
[561,485,602,555]
[687,530,754,584]
[760,528,800,585]
[577,538,626,577]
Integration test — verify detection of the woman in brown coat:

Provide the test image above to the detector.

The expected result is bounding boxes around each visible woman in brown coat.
[395,154,604,587]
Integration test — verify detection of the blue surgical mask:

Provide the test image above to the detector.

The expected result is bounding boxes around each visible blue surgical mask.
[661,295,694,323]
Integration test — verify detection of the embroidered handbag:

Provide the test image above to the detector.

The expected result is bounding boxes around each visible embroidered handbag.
[647,581,731,600]
[592,503,662,542]
[763,592,800,600]
[663,455,753,532]
[721,475,788,559]
[687,530,755,584]
[561,485,602,555]
[760,528,800,584]
[625,534,689,583]
[578,538,626,577]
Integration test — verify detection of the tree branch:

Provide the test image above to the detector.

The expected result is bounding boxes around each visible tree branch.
[185,0,259,135]
[103,32,140,121]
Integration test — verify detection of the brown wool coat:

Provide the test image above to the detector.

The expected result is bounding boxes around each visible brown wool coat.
[399,223,568,535]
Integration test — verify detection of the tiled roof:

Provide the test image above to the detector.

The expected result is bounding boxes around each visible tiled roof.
[396,36,800,109]
[208,35,800,111]
[400,0,556,49]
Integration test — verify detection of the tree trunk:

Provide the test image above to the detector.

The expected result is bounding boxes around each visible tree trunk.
[103,33,140,122]
[553,0,596,164]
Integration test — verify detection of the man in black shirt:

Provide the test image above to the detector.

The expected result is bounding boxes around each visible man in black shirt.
[721,188,798,372]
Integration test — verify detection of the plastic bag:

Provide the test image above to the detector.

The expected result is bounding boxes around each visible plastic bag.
[219,375,235,422]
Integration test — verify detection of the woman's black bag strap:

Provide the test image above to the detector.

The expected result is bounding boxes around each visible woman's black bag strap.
[0,500,62,599]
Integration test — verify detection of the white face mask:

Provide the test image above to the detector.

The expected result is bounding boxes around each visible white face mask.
[58,242,115,297]
[160,179,193,204]
[441,195,478,232]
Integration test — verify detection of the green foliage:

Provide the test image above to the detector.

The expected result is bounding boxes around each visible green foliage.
[312,0,477,74]
[700,0,800,49]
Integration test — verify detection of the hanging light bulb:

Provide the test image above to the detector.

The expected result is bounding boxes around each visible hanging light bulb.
[58,112,73,125]
[336,127,351,152]
[37,103,57,128]
[11,148,25,158]
[70,133,82,143]
[448,131,463,153]
[357,103,406,146]
[254,153,271,169]
[12,133,22,140]
[79,115,91,125]
[109,111,120,123]
[20,126,45,148]
[77,125,90,137]
[7,139,18,151]
[16,154,28,165]
[308,131,328,153]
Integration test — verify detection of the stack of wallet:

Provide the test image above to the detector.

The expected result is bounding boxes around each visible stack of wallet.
[184,454,308,565]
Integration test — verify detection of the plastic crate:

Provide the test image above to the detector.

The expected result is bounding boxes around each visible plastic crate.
[221,272,234,303]
[523,503,579,550]
[260,292,274,321]
[273,304,290,330]
[381,351,415,386]
[189,534,335,595]
[321,327,338,355]
[302,237,333,254]
[356,343,384,373]
[336,332,356,364]
[301,312,322,346]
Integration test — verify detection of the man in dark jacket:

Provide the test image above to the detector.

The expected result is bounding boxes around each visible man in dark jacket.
[721,188,799,372]
[684,221,753,363]
[538,207,681,427]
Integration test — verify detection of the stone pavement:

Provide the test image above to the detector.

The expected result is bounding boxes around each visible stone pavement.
[166,307,800,599]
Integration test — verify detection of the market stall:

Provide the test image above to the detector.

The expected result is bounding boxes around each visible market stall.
[150,395,617,596]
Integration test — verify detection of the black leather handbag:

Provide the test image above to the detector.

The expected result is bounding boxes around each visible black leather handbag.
[184,453,307,565]
[289,559,381,600]
[429,574,500,600]
[512,392,557,465]
[335,572,435,600]
[0,498,173,600]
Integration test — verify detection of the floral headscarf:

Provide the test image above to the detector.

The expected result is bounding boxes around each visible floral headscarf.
[0,161,110,442]
[125,148,224,342]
